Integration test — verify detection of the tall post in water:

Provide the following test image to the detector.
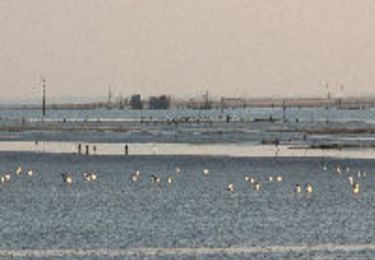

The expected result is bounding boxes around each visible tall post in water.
[42,78,46,116]
[282,99,286,123]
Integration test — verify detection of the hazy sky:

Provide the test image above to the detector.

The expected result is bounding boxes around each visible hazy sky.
[1,0,375,101]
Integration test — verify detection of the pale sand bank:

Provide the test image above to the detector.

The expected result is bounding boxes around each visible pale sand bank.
[0,141,375,159]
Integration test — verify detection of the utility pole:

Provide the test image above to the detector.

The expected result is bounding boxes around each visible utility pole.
[107,85,112,109]
[282,99,287,123]
[42,78,46,116]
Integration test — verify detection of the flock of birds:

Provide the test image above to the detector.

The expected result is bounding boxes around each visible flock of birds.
[0,166,34,184]
[126,163,364,196]
[323,164,364,195]
[0,166,96,186]
[61,172,97,185]
[0,162,365,196]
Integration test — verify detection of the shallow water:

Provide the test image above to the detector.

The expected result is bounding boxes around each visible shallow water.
[1,107,375,258]
[1,107,375,124]
[0,153,374,258]
[1,107,375,149]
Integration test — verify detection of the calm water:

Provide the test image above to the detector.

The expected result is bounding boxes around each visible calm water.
[0,153,374,258]
[0,107,375,259]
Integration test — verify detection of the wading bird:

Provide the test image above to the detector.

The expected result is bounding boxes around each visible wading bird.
[253,182,261,191]
[62,174,73,185]
[227,183,235,193]
[16,166,22,175]
[27,169,34,177]
[130,170,141,183]
[151,175,161,184]
[84,172,96,182]
[305,183,313,193]
[352,183,360,194]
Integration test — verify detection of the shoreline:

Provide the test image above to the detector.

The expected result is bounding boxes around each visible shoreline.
[0,141,374,159]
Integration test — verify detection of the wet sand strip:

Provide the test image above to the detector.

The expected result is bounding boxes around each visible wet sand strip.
[0,243,374,257]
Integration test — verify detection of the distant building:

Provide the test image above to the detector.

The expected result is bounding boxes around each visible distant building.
[130,94,143,109]
[148,95,171,109]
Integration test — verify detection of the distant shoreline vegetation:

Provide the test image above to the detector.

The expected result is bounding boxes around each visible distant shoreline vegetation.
[1,96,374,110]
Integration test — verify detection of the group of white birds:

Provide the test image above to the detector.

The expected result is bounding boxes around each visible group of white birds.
[0,166,34,184]
[1,162,365,196]
[130,169,175,185]
[232,174,313,194]
[323,164,364,195]
[61,172,97,185]
[0,166,97,186]
[128,163,365,196]
[127,166,313,194]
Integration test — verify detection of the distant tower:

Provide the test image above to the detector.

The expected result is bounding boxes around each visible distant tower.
[107,85,112,109]
[282,99,287,123]
[325,82,331,100]
[42,78,46,116]
[202,90,211,109]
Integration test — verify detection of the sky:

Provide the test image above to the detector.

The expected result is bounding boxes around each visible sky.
[1,0,375,102]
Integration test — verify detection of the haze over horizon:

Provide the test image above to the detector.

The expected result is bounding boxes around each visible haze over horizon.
[1,0,375,101]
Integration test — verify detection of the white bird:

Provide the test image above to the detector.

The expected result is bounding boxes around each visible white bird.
[84,172,96,182]
[175,167,181,174]
[203,169,209,176]
[336,167,342,175]
[167,176,173,184]
[268,176,273,182]
[305,183,313,193]
[62,174,73,185]
[4,174,11,182]
[276,176,283,182]
[357,171,362,178]
[27,169,34,177]
[151,175,161,184]
[84,172,90,181]
[130,170,140,183]
[131,174,138,183]
[348,176,354,186]
[1,174,10,184]
[352,182,360,194]
[295,184,302,193]
[227,183,235,193]
[323,165,328,171]
[16,166,22,175]
[253,182,261,191]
